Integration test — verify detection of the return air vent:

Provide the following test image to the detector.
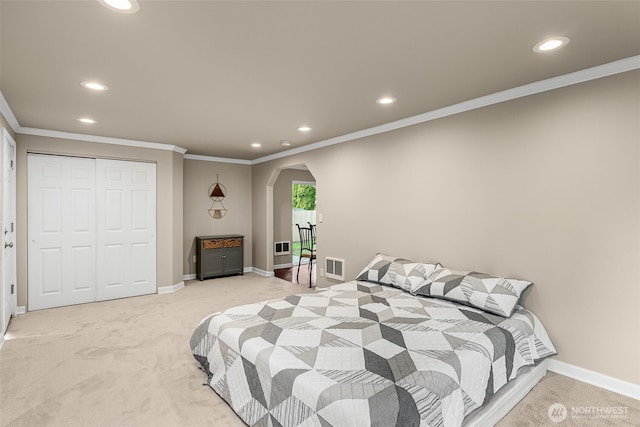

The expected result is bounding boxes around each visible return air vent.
[325,257,345,281]
[274,241,291,255]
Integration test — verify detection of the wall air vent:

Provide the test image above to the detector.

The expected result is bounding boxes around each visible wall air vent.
[274,241,291,255]
[325,257,345,281]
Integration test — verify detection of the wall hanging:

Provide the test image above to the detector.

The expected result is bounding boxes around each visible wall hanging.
[208,174,227,219]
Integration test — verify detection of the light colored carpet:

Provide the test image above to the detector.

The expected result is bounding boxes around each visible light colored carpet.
[1,274,638,426]
[498,370,639,426]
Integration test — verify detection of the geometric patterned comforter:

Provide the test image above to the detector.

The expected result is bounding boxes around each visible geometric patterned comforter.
[190,281,556,427]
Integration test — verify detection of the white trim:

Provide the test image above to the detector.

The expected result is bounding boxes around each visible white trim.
[184,153,251,165]
[548,359,640,400]
[274,263,294,270]
[3,57,637,165]
[0,333,4,349]
[183,270,253,280]
[252,55,640,165]
[157,281,184,294]
[17,127,187,154]
[15,306,25,315]
[2,128,18,330]
[250,267,274,277]
[0,92,20,133]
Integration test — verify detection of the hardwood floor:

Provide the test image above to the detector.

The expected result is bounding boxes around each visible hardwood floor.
[274,262,316,287]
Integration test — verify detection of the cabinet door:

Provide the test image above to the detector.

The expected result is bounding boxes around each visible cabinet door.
[203,250,224,277]
[223,247,243,274]
[202,239,224,278]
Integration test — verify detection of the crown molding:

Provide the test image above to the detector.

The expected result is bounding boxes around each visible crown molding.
[18,127,187,154]
[0,91,21,133]
[4,55,639,164]
[184,153,251,165]
[251,55,640,165]
[0,93,188,154]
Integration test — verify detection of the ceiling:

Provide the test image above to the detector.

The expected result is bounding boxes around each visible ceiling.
[1,1,639,161]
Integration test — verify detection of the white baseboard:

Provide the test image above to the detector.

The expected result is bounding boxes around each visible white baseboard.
[157,281,184,294]
[184,268,260,279]
[548,358,640,400]
[274,263,293,270]
[0,333,4,349]
[15,306,25,315]
[250,267,274,277]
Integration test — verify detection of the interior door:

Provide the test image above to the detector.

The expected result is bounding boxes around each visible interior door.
[2,129,17,333]
[28,154,97,311]
[96,159,156,301]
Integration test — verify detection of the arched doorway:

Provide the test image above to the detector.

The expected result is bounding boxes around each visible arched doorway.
[268,164,316,286]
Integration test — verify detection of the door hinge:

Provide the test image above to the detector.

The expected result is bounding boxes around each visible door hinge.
[11,284,14,294]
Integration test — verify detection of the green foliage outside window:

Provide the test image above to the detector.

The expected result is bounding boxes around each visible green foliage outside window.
[292,184,316,210]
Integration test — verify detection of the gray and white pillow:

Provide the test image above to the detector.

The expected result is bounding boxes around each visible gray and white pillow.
[412,267,532,317]
[356,253,439,292]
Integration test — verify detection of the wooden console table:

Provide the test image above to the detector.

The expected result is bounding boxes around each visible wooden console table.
[195,235,244,280]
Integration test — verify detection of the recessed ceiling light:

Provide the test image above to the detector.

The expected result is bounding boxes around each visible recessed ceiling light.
[533,37,570,53]
[376,96,396,105]
[81,81,109,92]
[251,142,262,148]
[281,140,291,147]
[78,117,96,124]
[97,0,140,13]
[297,126,312,132]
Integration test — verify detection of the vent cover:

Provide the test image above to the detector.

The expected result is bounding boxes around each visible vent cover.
[325,257,345,281]
[274,241,291,255]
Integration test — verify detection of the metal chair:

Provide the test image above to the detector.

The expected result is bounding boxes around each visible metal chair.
[308,222,316,244]
[296,223,316,287]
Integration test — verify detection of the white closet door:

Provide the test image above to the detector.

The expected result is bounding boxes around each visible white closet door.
[28,155,96,310]
[96,159,156,301]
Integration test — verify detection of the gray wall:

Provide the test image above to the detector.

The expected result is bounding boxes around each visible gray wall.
[251,70,640,385]
[182,158,252,276]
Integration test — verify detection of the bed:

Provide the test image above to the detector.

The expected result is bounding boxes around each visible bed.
[191,255,556,426]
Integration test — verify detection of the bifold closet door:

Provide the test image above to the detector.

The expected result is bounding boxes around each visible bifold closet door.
[96,159,156,301]
[28,155,97,310]
[28,155,156,310]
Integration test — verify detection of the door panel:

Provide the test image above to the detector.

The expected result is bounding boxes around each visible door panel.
[72,246,92,290]
[72,189,92,232]
[105,244,124,287]
[96,160,156,301]
[28,155,97,310]
[40,248,62,294]
[41,188,61,232]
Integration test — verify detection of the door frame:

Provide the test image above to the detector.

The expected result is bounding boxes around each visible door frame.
[2,128,17,338]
